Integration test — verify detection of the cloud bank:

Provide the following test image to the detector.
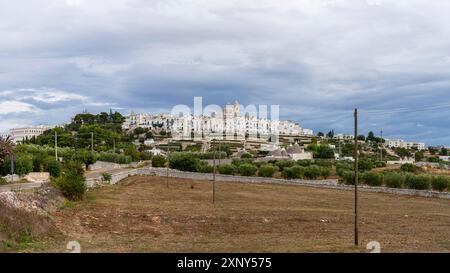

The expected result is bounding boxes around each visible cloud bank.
[0,0,449,145]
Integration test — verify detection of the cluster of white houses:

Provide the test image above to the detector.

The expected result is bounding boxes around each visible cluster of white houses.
[333,134,426,151]
[385,139,426,151]
[123,100,314,141]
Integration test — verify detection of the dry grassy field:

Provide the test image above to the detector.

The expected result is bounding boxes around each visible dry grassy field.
[21,176,450,253]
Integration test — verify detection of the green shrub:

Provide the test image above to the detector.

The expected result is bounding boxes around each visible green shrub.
[47,160,61,177]
[0,177,7,185]
[340,170,355,185]
[232,158,253,166]
[400,163,417,173]
[384,172,405,188]
[56,162,86,201]
[258,164,279,177]
[304,165,322,180]
[197,161,213,173]
[361,172,384,186]
[431,176,450,192]
[314,159,334,168]
[336,162,353,177]
[169,152,200,172]
[320,167,331,179]
[217,164,236,175]
[296,160,314,167]
[102,172,112,182]
[275,160,295,171]
[151,155,166,167]
[2,155,33,176]
[238,163,258,176]
[374,161,387,168]
[240,153,253,159]
[32,154,48,172]
[282,166,305,180]
[405,174,431,190]
[358,159,373,172]
[97,152,132,164]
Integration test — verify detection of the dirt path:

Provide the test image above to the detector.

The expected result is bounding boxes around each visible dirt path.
[20,176,450,253]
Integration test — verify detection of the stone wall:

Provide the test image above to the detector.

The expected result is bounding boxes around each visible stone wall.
[86,167,450,200]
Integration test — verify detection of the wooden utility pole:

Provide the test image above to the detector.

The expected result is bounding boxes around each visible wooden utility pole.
[213,141,216,205]
[166,141,170,188]
[380,129,383,161]
[55,131,58,161]
[354,108,359,246]
[218,141,222,165]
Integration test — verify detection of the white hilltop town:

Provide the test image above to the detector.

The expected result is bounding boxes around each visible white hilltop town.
[0,100,436,163]
[123,100,314,141]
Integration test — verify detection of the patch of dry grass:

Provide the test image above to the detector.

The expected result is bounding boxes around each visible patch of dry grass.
[18,176,450,253]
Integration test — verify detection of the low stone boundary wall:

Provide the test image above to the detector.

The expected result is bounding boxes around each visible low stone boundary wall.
[86,167,450,200]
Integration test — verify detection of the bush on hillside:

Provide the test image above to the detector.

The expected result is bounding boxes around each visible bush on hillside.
[217,164,236,175]
[374,161,387,168]
[169,152,200,172]
[151,155,166,168]
[320,167,331,179]
[405,174,431,190]
[97,152,132,164]
[361,172,384,187]
[400,163,417,173]
[0,177,7,185]
[238,163,258,176]
[358,159,373,172]
[55,162,86,201]
[336,162,353,177]
[1,155,33,176]
[47,160,61,177]
[296,160,314,167]
[340,171,355,185]
[384,172,405,188]
[282,165,305,180]
[431,176,450,192]
[258,164,279,178]
[197,161,213,173]
[304,165,322,180]
[275,160,295,171]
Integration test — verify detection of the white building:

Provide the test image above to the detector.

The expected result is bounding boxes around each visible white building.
[439,156,450,162]
[335,134,355,141]
[8,125,54,143]
[385,139,426,151]
[124,100,314,142]
[0,132,10,139]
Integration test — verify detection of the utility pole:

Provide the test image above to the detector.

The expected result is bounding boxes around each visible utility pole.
[166,141,170,188]
[10,154,14,175]
[380,129,383,161]
[113,138,116,153]
[91,132,94,154]
[55,131,58,161]
[354,108,359,246]
[218,141,222,165]
[213,142,216,205]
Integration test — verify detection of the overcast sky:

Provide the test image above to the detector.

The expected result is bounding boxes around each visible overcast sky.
[1,0,450,145]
